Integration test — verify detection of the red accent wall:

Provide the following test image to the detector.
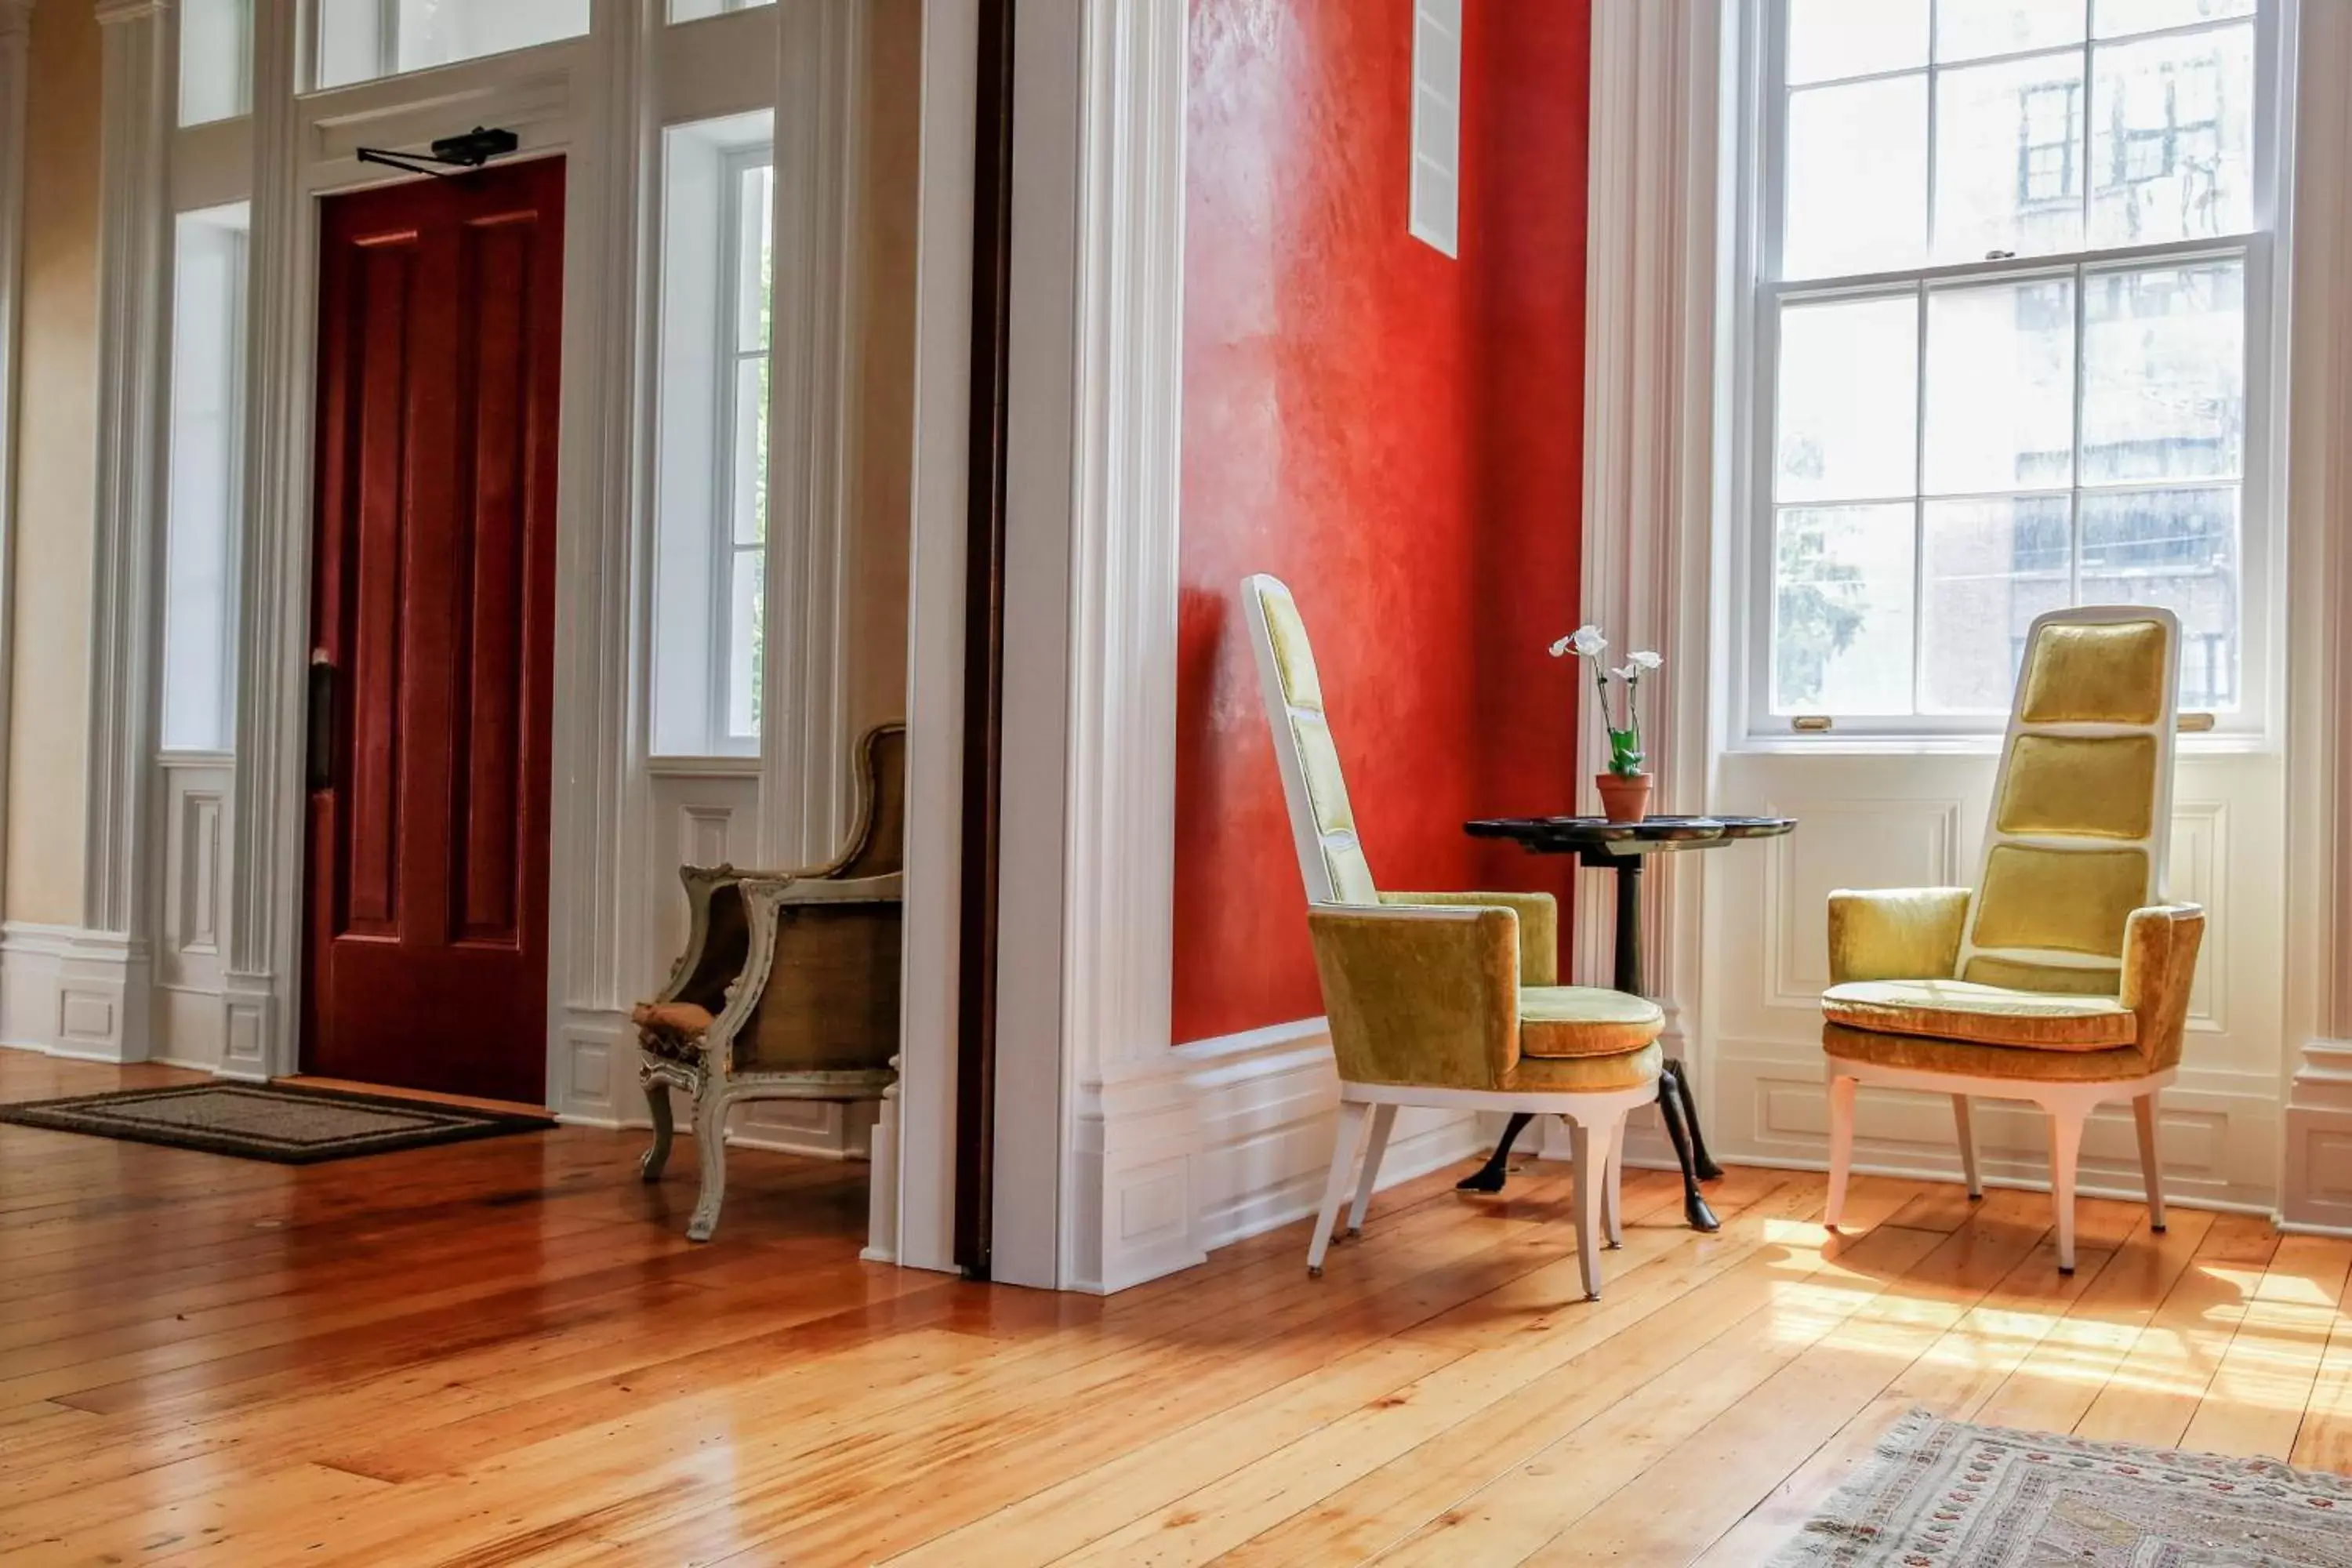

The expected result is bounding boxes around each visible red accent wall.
[1173,0,1592,1044]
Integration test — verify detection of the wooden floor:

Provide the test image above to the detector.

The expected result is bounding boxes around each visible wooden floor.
[3,1054,2348,1567]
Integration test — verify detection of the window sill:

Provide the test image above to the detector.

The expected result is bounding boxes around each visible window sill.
[1726,729,2276,760]
[648,754,760,779]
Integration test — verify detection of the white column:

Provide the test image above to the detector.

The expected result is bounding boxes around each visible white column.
[71,0,179,1062]
[218,0,303,1079]
[1572,0,1723,1098]
[995,0,1192,1292]
[0,0,32,919]
[2281,0,2352,1232]
[544,0,657,1116]
[758,0,867,870]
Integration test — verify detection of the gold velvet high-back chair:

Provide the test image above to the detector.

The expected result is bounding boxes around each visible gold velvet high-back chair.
[1244,575,1666,1301]
[631,722,906,1240]
[1821,608,2203,1272]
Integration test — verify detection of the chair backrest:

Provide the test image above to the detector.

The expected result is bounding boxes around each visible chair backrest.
[1958,606,2180,994]
[1242,575,1378,906]
[822,721,908,880]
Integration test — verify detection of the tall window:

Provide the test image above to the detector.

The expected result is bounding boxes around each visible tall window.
[314,0,590,90]
[651,115,775,759]
[1759,0,2270,727]
[162,205,252,754]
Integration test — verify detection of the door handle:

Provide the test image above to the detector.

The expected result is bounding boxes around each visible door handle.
[307,655,336,793]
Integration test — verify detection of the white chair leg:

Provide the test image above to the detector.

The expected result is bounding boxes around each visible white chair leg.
[2134,1092,2166,1234]
[2046,1102,2088,1274]
[1308,1101,1371,1277]
[1568,1114,1618,1302]
[1825,1073,1859,1228]
[686,1090,731,1243]
[1347,1103,1398,1238]
[1952,1094,1982,1201]
[1602,1120,1624,1249]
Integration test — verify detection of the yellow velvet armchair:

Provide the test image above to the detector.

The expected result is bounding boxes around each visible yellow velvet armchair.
[1821,608,2202,1272]
[1245,575,1664,1301]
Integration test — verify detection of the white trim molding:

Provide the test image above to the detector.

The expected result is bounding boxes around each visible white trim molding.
[78,0,182,1062]
[0,0,31,920]
[2281,0,2352,1233]
[757,0,866,870]
[1574,0,1725,1151]
[994,0,1188,1292]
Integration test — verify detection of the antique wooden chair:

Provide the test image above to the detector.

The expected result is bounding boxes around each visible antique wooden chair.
[1821,608,2201,1272]
[631,722,906,1240]
[1244,575,1664,1301]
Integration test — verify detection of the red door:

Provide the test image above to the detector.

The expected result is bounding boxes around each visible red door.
[303,158,564,1105]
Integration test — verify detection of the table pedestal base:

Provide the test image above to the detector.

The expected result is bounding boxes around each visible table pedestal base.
[1455,1060,1722,1231]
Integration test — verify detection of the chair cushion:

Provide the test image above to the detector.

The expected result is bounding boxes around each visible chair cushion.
[632,1001,714,1065]
[1823,1024,2149,1083]
[1519,986,1665,1058]
[1504,1041,1664,1094]
[1821,979,2135,1051]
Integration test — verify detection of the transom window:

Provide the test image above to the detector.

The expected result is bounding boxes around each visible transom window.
[1759,0,2271,727]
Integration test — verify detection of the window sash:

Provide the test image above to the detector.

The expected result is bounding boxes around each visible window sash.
[707,147,773,752]
[1742,0,2281,741]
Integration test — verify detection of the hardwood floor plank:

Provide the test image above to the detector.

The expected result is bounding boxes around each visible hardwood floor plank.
[5,1055,2341,1568]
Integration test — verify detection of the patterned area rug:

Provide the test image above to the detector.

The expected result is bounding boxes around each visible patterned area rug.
[0,1082,551,1163]
[1769,1409,2352,1566]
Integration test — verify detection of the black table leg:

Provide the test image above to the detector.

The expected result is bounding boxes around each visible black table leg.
[1668,1057,1722,1181]
[1457,1111,1534,1192]
[1656,1064,1720,1232]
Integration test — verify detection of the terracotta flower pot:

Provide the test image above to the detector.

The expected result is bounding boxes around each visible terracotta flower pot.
[1595,771,1652,824]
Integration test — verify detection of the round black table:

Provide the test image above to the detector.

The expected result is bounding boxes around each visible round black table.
[1460,813,1797,1231]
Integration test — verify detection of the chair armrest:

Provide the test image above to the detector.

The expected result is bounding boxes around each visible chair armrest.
[705,877,904,1076]
[1379,891,1558,985]
[1826,887,1973,985]
[2122,902,2204,1073]
[1308,902,1518,1091]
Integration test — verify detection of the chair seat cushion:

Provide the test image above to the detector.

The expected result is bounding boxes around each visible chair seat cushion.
[1504,1041,1664,1094]
[1823,1023,2150,1083]
[1821,978,2135,1051]
[632,1001,714,1064]
[1519,987,1665,1058]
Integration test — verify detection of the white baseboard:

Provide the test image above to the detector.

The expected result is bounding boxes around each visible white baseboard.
[1052,1018,1487,1294]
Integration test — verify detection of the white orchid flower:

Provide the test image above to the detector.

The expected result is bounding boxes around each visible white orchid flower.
[1630,650,1664,671]
[1547,635,1574,658]
[1568,625,1607,659]
[1608,664,1635,683]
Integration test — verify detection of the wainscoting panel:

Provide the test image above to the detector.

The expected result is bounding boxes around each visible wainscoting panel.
[1706,750,2286,1215]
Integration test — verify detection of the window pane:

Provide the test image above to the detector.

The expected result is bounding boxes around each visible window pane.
[1935,50,2088,262]
[728,549,764,741]
[733,358,768,546]
[1788,0,1927,85]
[2089,24,2255,248]
[1924,276,2076,494]
[2093,0,2255,39]
[1921,496,2072,712]
[180,0,251,126]
[1936,0,2086,64]
[735,164,775,354]
[1774,506,1918,714]
[1776,295,1919,503]
[315,0,590,89]
[2080,262,2243,484]
[671,0,777,19]
[2082,487,2238,707]
[162,209,250,753]
[1784,76,1928,278]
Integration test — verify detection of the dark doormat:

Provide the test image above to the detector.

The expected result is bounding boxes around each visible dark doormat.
[0,1081,554,1163]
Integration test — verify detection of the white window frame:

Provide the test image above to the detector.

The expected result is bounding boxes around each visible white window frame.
[1729,0,2297,750]
[649,112,775,762]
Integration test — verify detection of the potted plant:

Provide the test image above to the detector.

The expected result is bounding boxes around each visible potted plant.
[1549,625,1662,823]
